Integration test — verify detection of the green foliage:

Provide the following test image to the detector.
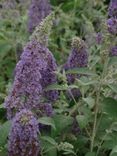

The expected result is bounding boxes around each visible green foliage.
[1,0,117,156]
[0,121,11,146]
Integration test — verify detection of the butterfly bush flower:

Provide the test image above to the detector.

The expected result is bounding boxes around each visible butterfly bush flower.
[107,17,117,35]
[110,46,117,56]
[5,13,57,119]
[64,37,88,98]
[28,0,51,33]
[108,0,117,17]
[4,39,48,119]
[31,13,59,102]
[8,109,40,156]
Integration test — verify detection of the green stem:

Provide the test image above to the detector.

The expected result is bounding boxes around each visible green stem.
[90,56,109,152]
[90,86,101,152]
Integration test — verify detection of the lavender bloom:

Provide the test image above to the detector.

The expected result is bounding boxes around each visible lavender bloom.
[64,37,88,83]
[64,37,88,98]
[31,13,59,102]
[108,0,117,17]
[110,46,117,56]
[96,32,103,44]
[5,13,57,119]
[8,109,40,156]
[40,52,59,102]
[4,39,48,119]
[107,17,117,35]
[28,0,51,33]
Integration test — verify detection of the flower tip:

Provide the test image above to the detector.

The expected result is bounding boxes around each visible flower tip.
[71,37,85,49]
[30,12,55,46]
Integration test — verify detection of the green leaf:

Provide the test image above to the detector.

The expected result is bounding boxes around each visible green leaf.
[45,84,68,91]
[41,136,57,156]
[90,56,100,69]
[0,41,11,59]
[0,104,4,109]
[83,97,95,109]
[0,121,11,146]
[38,117,56,130]
[85,152,96,156]
[110,145,117,156]
[102,98,117,119]
[53,115,73,135]
[63,149,76,156]
[108,84,117,94]
[76,77,98,86]
[76,115,89,129]
[109,57,117,66]
[40,136,57,146]
[66,67,97,76]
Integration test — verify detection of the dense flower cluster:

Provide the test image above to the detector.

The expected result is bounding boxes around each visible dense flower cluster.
[110,46,117,56]
[40,52,59,102]
[63,37,88,98]
[31,13,58,101]
[64,37,88,83]
[8,109,40,156]
[4,39,48,119]
[28,0,51,33]
[107,0,117,35]
[107,17,117,35]
[108,0,117,17]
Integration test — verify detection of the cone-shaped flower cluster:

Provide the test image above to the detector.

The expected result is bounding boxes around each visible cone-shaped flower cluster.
[107,17,117,35]
[31,13,59,101]
[4,40,47,119]
[107,0,117,56]
[64,37,88,83]
[28,0,51,33]
[5,13,58,119]
[110,46,117,56]
[107,0,117,35]
[63,37,88,98]
[108,0,117,18]
[8,109,40,156]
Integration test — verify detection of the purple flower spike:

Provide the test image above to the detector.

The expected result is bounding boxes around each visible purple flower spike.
[108,0,117,17]
[8,109,40,156]
[40,52,59,102]
[28,0,51,33]
[110,46,117,56]
[4,40,48,119]
[107,17,117,35]
[64,37,88,98]
[31,13,58,102]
